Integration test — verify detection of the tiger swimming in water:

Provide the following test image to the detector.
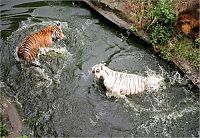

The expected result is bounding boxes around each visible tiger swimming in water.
[92,63,163,97]
[17,22,65,67]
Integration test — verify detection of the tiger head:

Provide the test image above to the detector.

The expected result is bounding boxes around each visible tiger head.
[92,63,109,79]
[49,22,65,41]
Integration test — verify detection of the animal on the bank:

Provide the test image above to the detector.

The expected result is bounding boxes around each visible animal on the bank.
[176,2,199,39]
[17,22,65,67]
[92,63,163,97]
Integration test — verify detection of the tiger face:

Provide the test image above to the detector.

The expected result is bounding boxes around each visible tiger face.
[50,23,65,41]
[92,63,107,79]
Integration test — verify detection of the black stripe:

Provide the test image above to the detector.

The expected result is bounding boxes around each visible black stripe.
[29,62,43,68]
[111,71,118,89]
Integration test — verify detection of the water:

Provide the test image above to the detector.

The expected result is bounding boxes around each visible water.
[0,0,199,137]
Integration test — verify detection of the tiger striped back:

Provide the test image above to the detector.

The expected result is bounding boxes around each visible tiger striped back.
[17,23,64,65]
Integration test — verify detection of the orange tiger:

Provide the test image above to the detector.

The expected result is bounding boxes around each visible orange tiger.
[17,22,65,67]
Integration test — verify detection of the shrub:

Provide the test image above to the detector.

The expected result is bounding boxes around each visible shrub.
[148,0,176,45]
[150,24,172,45]
[149,0,176,25]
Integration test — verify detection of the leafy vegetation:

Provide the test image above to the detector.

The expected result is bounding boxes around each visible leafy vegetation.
[195,38,200,47]
[0,122,8,137]
[0,121,29,138]
[150,24,172,45]
[149,0,176,25]
[148,0,176,46]
[130,25,137,32]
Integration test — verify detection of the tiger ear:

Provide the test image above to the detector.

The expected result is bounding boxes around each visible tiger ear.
[56,22,61,26]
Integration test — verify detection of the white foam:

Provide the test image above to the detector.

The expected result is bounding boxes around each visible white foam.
[0,81,5,88]
[145,68,165,92]
[53,60,68,84]
[146,75,164,91]
[39,47,72,84]
[14,46,21,62]
[106,92,126,99]
[33,67,53,88]
[39,46,72,56]
[170,71,188,85]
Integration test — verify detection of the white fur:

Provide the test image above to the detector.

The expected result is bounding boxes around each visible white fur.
[92,63,149,96]
[92,63,164,97]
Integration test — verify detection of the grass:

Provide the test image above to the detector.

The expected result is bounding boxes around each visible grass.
[0,121,29,138]
[174,38,199,69]
[160,37,200,69]
[0,122,8,137]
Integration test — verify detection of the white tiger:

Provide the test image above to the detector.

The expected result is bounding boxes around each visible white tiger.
[92,63,163,97]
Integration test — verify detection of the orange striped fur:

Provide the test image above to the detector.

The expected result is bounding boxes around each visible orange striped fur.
[17,23,64,65]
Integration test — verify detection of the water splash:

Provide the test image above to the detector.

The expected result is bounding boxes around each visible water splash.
[53,60,68,84]
[121,66,199,137]
[39,47,71,56]
[39,46,72,84]
[14,46,21,62]
[113,66,193,113]
[19,17,32,29]
[34,67,52,88]
[169,71,189,85]
[145,68,165,92]
[136,101,199,137]
[0,81,5,88]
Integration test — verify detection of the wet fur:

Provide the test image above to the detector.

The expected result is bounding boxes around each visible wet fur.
[92,64,148,97]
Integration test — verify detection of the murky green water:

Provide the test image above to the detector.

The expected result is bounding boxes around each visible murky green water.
[0,0,199,137]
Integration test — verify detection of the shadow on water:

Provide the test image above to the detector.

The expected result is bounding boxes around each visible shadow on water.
[0,0,199,137]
